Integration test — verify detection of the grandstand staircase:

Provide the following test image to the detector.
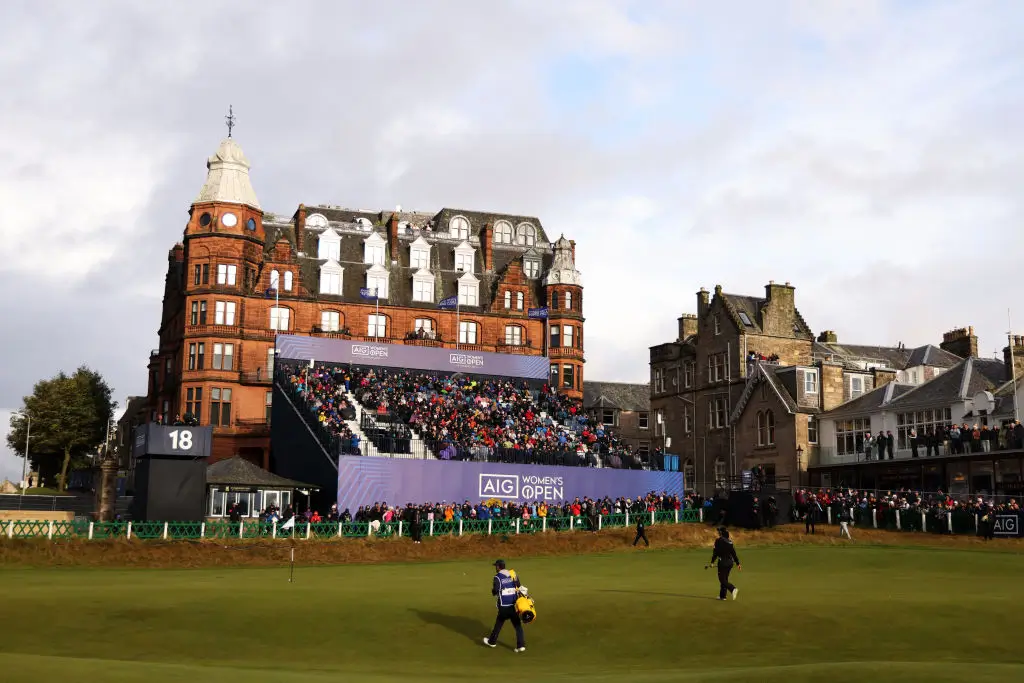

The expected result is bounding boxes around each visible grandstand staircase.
[344,391,430,460]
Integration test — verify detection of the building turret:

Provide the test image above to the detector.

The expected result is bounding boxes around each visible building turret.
[545,235,584,397]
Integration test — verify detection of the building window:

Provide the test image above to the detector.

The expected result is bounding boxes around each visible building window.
[321,311,340,332]
[364,242,385,266]
[638,442,650,457]
[562,325,574,348]
[266,348,275,376]
[835,418,872,455]
[653,368,665,394]
[550,325,560,349]
[414,318,434,338]
[807,416,818,444]
[562,364,574,389]
[210,388,232,427]
[212,343,233,371]
[318,232,340,262]
[190,301,201,325]
[458,279,478,306]
[185,388,203,423]
[217,264,237,286]
[494,220,513,244]
[708,353,726,383]
[804,368,819,394]
[516,223,536,246]
[270,307,290,331]
[283,271,293,292]
[683,460,695,489]
[413,279,433,303]
[194,263,210,286]
[714,315,721,335]
[684,362,694,388]
[550,364,559,386]
[714,459,726,489]
[459,321,478,345]
[684,405,693,434]
[411,246,429,270]
[214,301,236,326]
[366,272,389,299]
[524,259,540,278]
[564,291,572,310]
[270,270,280,290]
[551,292,559,309]
[454,251,474,272]
[849,375,865,399]
[504,291,512,309]
[516,292,524,310]
[449,216,470,240]
[601,409,616,426]
[896,408,953,450]
[638,411,649,430]
[709,397,727,430]
[320,269,342,295]
[757,410,775,446]
[188,342,205,370]
[504,325,523,346]
[368,314,387,338]
[265,391,273,422]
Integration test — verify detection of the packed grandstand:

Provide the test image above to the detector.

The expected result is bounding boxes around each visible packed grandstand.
[277,361,664,470]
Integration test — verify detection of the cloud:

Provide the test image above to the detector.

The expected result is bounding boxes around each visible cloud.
[0,0,1021,416]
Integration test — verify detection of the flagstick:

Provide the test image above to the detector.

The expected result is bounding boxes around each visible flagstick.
[289,547,295,583]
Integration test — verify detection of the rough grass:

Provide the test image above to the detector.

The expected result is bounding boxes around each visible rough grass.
[1,523,1021,569]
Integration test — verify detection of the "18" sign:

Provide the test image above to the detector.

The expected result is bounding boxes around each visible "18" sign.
[168,429,194,450]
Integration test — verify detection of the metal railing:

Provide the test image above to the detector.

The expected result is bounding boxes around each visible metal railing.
[0,509,702,541]
[818,442,1022,466]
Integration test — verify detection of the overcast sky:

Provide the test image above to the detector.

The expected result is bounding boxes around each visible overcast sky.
[2,1,1023,482]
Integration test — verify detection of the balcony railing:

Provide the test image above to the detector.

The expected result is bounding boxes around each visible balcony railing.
[356,335,396,344]
[454,343,484,352]
[235,417,269,426]
[404,338,444,348]
[549,346,584,360]
[311,329,352,339]
[496,341,535,354]
[246,329,278,341]
[185,324,242,338]
[240,370,272,385]
[814,443,1011,466]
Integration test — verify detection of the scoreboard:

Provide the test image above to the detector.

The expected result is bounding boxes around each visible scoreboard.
[132,423,212,459]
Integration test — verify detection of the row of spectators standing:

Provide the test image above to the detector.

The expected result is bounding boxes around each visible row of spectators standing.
[859,420,1024,460]
[794,487,1016,528]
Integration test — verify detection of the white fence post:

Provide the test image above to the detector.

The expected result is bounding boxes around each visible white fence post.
[6,521,12,539]
[947,512,952,533]
[651,511,655,526]
[541,517,546,533]
[872,509,877,528]
[429,519,434,536]
[488,519,492,535]
[570,516,575,531]
[88,522,94,540]
[201,522,206,538]
[675,510,679,524]
[239,522,244,539]
[459,520,464,536]
[127,522,133,540]
[598,515,602,531]
[306,523,311,540]
[827,508,833,525]
[397,521,403,538]
[896,510,901,531]
[163,522,169,540]
[339,522,344,538]
[921,512,927,533]
[515,519,520,534]
[272,521,277,539]
[367,523,372,538]
[698,508,703,523]
[974,514,979,532]
[625,511,630,527]
[47,521,54,540]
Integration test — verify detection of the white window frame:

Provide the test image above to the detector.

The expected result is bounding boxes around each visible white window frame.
[283,271,293,292]
[638,412,649,430]
[414,318,434,336]
[653,368,664,394]
[454,242,476,273]
[458,273,479,306]
[562,325,574,348]
[756,410,775,446]
[714,315,721,335]
[449,216,470,240]
[714,459,727,489]
[516,292,524,310]
[494,220,513,244]
[684,362,694,388]
[214,301,236,326]
[515,223,536,246]
[804,368,819,394]
[321,311,341,332]
[708,353,726,383]
[504,325,522,346]
[368,314,387,338]
[684,405,693,434]
[318,228,341,262]
[523,259,540,278]
[835,418,871,455]
[319,262,343,296]
[217,264,237,286]
[364,236,386,266]
[413,278,434,303]
[270,270,280,290]
[365,264,389,299]
[807,415,818,444]
[459,321,478,345]
[270,307,290,331]
[709,397,727,430]
[504,291,512,309]
[212,343,234,371]
[409,236,431,271]
[564,291,572,310]
[850,375,865,398]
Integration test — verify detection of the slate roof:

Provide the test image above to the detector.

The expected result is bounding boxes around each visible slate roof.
[261,207,559,316]
[906,344,962,369]
[876,357,1010,412]
[820,382,916,420]
[206,456,317,489]
[813,342,911,370]
[720,292,814,338]
[582,381,650,412]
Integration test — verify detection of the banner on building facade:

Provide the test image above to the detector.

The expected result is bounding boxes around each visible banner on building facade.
[336,457,685,513]
[275,334,549,380]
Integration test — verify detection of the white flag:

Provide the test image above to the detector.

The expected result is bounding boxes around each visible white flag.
[280,517,295,530]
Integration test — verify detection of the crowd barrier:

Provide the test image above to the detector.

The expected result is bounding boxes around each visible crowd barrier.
[812,505,1021,537]
[0,510,700,541]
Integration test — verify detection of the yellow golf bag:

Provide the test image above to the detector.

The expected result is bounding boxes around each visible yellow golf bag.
[515,587,537,624]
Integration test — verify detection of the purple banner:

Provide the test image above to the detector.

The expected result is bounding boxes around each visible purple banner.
[275,334,549,380]
[336,456,685,512]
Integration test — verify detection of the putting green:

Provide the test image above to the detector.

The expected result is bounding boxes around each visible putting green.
[1,544,1021,682]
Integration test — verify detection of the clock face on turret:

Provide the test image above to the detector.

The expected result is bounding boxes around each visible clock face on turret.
[246,218,256,231]
[221,212,237,227]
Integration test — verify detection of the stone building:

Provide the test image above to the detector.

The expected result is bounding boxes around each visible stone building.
[649,282,973,493]
[581,381,651,457]
[146,135,584,467]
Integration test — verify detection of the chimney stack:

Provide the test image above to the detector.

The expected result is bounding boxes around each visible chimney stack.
[295,204,306,255]
[941,326,978,359]
[481,222,493,271]
[387,213,400,261]
[697,288,710,319]
[678,313,698,341]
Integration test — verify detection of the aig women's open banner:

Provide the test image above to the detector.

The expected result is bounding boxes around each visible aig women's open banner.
[336,456,685,512]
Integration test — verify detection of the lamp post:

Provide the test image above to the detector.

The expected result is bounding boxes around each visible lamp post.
[796,445,804,489]
[15,411,30,495]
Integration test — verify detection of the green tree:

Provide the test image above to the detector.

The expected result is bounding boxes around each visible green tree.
[7,366,117,491]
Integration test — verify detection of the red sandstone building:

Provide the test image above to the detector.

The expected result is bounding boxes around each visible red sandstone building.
[147,136,584,466]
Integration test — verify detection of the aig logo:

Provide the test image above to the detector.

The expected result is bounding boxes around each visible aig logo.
[352,345,389,358]
[479,474,519,499]
[993,515,1018,536]
[450,353,485,367]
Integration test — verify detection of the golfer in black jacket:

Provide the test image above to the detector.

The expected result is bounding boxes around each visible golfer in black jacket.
[707,527,741,600]
[632,515,649,547]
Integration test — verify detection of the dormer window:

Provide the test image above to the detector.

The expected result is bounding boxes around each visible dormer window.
[458,272,479,306]
[449,215,470,240]
[318,228,341,262]
[515,223,536,246]
[494,220,513,244]
[454,241,475,273]
[524,258,540,278]
[409,236,431,271]
[365,264,389,299]
[412,268,435,303]
[306,213,328,230]
[319,262,343,295]
[364,232,386,266]
[356,217,373,231]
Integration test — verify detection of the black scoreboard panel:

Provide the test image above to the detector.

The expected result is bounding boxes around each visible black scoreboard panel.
[133,424,212,459]
[129,424,211,522]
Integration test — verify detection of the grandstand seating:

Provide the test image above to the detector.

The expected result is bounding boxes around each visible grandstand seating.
[276,361,656,470]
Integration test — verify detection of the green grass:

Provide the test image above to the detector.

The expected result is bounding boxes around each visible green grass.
[1,544,1022,682]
